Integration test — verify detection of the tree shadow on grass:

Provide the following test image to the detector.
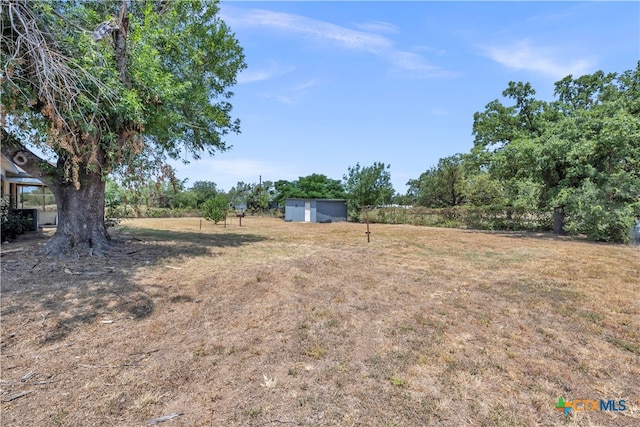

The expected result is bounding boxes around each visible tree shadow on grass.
[118,227,269,251]
[0,228,270,343]
[460,228,596,243]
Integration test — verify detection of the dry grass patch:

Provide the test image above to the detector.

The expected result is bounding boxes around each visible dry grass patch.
[1,217,638,426]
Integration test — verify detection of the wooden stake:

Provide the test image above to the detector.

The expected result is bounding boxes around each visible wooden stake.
[365,206,371,243]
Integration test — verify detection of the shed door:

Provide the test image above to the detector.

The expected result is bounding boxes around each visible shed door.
[304,201,311,222]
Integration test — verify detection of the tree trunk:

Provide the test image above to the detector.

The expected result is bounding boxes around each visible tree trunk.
[1,130,114,257]
[553,206,566,235]
[44,170,113,257]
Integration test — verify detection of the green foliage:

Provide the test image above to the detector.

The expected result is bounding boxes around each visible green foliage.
[202,194,229,224]
[343,162,394,214]
[365,205,550,232]
[1,199,33,241]
[274,174,345,206]
[175,190,199,210]
[228,181,252,209]
[391,193,414,206]
[122,1,246,160]
[189,181,219,207]
[416,154,468,208]
[398,63,639,242]
[147,208,171,218]
[562,180,639,243]
[226,180,274,213]
[1,0,245,219]
[246,181,274,212]
[104,178,133,227]
[13,187,56,208]
[466,173,504,208]
[468,62,640,242]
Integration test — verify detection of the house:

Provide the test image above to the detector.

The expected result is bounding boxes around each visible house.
[1,153,57,229]
[284,198,347,223]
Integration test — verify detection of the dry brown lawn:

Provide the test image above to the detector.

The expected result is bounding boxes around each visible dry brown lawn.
[1,217,638,426]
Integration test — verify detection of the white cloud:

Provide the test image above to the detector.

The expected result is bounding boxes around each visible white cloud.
[482,38,594,79]
[293,79,320,91]
[171,157,298,191]
[390,51,451,78]
[258,92,294,105]
[222,7,391,53]
[237,61,295,84]
[255,78,320,105]
[352,20,399,34]
[237,69,277,84]
[414,45,447,56]
[428,107,450,116]
[221,5,447,78]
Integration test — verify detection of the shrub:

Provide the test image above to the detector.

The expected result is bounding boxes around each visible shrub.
[202,194,229,224]
[1,199,33,241]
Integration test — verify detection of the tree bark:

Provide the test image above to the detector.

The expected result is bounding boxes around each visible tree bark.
[1,130,113,257]
[44,170,113,257]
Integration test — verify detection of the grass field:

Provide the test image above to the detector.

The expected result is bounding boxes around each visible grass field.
[1,217,638,426]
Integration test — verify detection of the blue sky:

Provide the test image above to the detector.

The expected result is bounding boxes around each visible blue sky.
[171,1,640,194]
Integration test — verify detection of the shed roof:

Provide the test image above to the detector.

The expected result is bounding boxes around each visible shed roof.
[285,198,346,202]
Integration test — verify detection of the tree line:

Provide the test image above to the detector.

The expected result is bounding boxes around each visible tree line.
[1,1,637,255]
[106,62,640,243]
[104,162,397,221]
[406,64,640,243]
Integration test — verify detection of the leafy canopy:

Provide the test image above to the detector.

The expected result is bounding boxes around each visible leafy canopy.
[343,162,394,213]
[470,62,640,241]
[274,174,346,206]
[1,0,246,186]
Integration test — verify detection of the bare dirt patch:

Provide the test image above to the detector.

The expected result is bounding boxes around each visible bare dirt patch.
[1,217,639,426]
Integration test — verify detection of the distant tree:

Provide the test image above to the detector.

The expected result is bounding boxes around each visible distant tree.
[473,79,570,233]
[465,173,505,208]
[391,192,414,206]
[343,162,394,213]
[228,181,251,209]
[405,178,421,205]
[274,174,345,206]
[190,181,219,207]
[246,181,274,212]
[415,154,468,208]
[274,180,297,206]
[175,190,198,210]
[297,174,345,199]
[150,165,186,209]
[104,178,131,225]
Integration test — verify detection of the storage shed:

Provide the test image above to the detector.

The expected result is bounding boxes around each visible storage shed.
[284,198,347,223]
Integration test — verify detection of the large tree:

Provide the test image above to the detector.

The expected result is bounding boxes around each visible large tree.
[472,63,640,241]
[1,0,245,255]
